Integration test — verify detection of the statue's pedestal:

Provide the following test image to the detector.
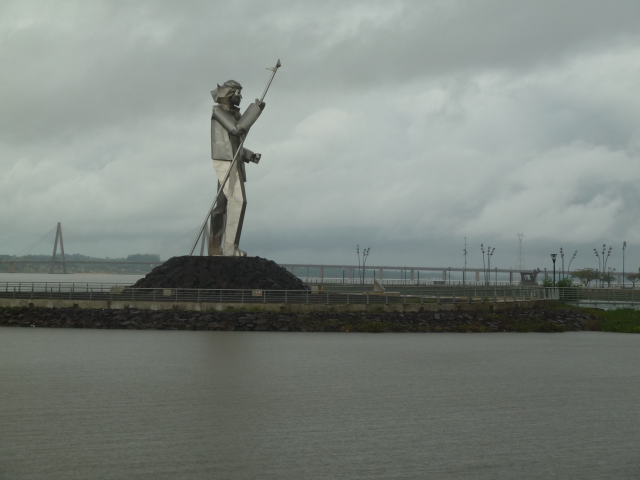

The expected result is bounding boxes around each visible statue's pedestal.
[132,256,308,291]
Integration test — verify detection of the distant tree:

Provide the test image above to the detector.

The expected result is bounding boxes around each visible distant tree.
[601,273,616,287]
[625,269,640,288]
[573,268,598,287]
[126,254,161,262]
[557,277,574,288]
[541,276,574,288]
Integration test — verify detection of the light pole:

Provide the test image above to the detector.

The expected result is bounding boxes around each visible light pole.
[480,244,486,286]
[560,247,565,280]
[362,247,370,284]
[487,247,495,286]
[463,237,467,286]
[448,267,451,286]
[495,267,498,284]
[356,245,361,285]
[567,250,577,277]
[593,249,601,288]
[603,245,612,283]
[551,254,557,287]
[623,241,627,287]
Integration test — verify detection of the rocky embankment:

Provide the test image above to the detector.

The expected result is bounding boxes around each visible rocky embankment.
[131,256,309,291]
[0,307,604,332]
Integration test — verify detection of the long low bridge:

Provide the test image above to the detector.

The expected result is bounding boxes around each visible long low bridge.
[1,260,537,279]
[280,264,544,283]
[0,260,163,274]
[1,260,627,284]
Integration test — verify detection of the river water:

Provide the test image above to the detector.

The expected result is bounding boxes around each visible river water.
[1,329,638,479]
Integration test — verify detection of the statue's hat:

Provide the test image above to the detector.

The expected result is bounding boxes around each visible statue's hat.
[211,80,242,102]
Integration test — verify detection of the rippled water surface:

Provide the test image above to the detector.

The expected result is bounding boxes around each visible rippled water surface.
[1,329,639,479]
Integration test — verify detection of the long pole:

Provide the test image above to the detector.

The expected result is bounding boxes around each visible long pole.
[189,59,281,256]
[463,237,467,286]
[623,242,626,287]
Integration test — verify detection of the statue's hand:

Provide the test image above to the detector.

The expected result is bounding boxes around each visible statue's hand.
[255,99,266,110]
[250,153,261,164]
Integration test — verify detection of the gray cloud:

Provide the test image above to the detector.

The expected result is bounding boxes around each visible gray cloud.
[1,0,640,273]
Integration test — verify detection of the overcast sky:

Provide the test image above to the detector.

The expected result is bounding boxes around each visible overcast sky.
[1,0,639,273]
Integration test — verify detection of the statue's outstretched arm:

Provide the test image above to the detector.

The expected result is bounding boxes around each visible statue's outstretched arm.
[212,100,266,137]
[237,100,265,132]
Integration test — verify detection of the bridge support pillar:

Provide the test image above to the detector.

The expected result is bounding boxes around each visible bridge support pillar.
[379,268,383,280]
[348,268,353,279]
[319,267,324,283]
[410,269,415,281]
[442,270,446,280]
[475,271,480,282]
[509,271,513,284]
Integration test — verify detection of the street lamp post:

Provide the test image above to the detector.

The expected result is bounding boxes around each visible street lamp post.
[560,247,565,280]
[487,247,495,286]
[623,241,627,287]
[551,254,557,287]
[356,245,361,285]
[480,244,486,286]
[362,247,370,284]
[603,245,612,285]
[463,237,467,286]
[593,249,601,288]
[568,250,577,277]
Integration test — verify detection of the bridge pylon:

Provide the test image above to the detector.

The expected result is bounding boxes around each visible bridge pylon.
[50,222,67,274]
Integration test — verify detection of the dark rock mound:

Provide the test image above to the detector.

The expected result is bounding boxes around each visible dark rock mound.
[131,256,309,290]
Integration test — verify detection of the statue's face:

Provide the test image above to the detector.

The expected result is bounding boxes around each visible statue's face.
[230,90,242,106]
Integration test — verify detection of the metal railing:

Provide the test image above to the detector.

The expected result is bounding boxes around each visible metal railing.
[0,282,551,306]
[304,278,562,287]
[544,287,639,307]
[2,281,637,308]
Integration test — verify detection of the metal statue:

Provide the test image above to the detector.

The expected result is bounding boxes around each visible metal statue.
[189,59,281,257]
[209,80,264,256]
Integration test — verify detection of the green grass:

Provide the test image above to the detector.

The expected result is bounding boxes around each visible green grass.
[595,308,640,333]
[555,304,640,333]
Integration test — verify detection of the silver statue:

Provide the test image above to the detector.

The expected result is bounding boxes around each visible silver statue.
[209,80,265,256]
